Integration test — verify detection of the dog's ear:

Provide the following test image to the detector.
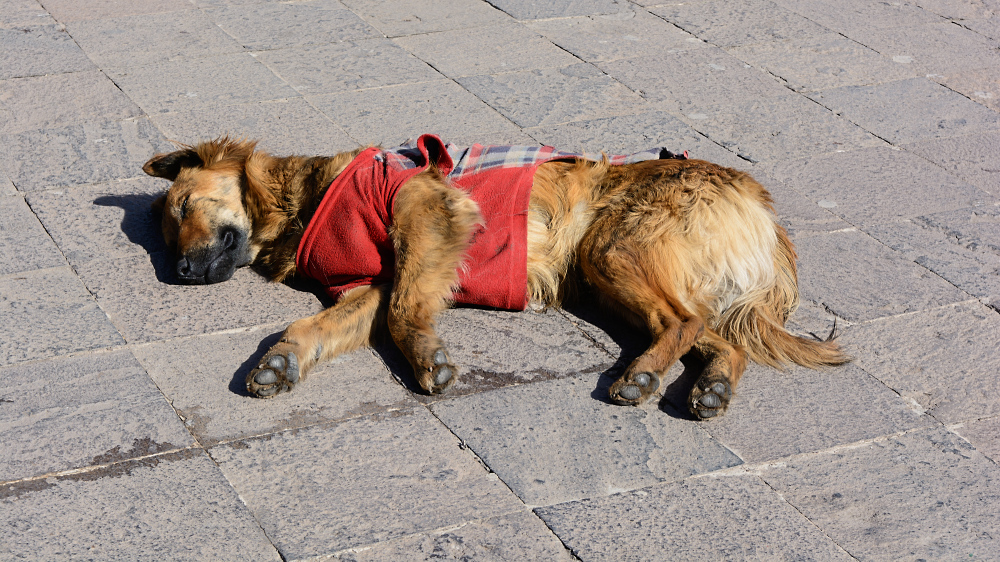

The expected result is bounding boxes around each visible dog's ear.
[143,149,202,181]
[151,192,167,217]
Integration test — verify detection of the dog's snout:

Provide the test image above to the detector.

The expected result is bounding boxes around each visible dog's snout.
[176,256,197,282]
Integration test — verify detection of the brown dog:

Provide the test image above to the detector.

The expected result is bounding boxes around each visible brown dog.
[142,135,848,419]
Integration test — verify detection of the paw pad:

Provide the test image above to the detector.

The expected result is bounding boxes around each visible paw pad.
[610,371,659,406]
[247,350,299,398]
[690,378,732,420]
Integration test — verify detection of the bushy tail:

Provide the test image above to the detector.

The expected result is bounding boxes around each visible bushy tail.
[718,229,850,369]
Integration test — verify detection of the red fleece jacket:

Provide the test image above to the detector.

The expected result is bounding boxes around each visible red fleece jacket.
[296,135,678,311]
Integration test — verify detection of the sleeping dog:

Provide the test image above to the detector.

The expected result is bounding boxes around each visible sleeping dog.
[143,135,847,419]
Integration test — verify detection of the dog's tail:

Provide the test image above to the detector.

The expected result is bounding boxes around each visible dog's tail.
[716,229,850,369]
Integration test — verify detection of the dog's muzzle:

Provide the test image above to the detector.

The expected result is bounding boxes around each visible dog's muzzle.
[175,227,248,284]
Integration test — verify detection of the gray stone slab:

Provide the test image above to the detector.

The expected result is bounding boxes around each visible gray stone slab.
[26,177,167,266]
[0,266,124,366]
[0,172,14,195]
[484,0,631,20]
[650,0,829,48]
[431,376,742,506]
[309,80,520,146]
[394,23,579,78]
[333,511,575,561]
[66,10,245,70]
[904,130,1000,195]
[444,128,541,148]
[74,252,324,344]
[863,204,1000,310]
[760,427,1000,561]
[38,0,195,23]
[341,0,513,38]
[255,38,442,96]
[0,70,143,135]
[108,53,299,115]
[794,229,970,323]
[772,0,943,38]
[457,64,649,128]
[535,474,853,561]
[132,326,414,446]
[963,14,1000,41]
[909,0,998,19]
[759,173,855,240]
[0,0,56,28]
[931,63,1000,114]
[598,45,788,113]
[0,24,94,80]
[681,94,884,163]
[851,21,1000,75]
[210,407,523,558]
[700,363,932,463]
[151,98,358,156]
[764,146,992,228]
[526,9,704,63]
[728,33,917,93]
[0,350,192,483]
[206,1,377,51]
[0,449,281,561]
[953,416,1000,464]
[807,77,1000,145]
[527,110,747,168]
[381,307,613,403]
[0,117,173,191]
[841,301,1000,424]
[0,195,65,276]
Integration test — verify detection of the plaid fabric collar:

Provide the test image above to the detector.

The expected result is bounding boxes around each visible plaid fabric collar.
[377,139,683,181]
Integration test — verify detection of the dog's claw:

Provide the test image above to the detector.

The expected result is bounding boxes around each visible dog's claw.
[247,350,299,398]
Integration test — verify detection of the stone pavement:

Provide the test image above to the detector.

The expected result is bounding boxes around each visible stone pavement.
[2,0,999,559]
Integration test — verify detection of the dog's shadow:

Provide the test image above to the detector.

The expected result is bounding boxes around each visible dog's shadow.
[562,301,703,420]
[93,192,175,283]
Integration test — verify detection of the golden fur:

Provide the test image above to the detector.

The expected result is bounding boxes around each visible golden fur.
[143,137,848,419]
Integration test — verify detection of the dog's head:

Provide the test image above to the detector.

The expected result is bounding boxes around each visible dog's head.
[143,138,266,284]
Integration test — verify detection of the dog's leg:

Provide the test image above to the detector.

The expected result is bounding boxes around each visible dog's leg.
[688,332,748,419]
[246,284,387,398]
[389,171,482,394]
[580,239,704,406]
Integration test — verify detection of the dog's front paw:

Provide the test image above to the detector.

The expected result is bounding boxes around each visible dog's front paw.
[247,348,300,398]
[689,377,732,419]
[609,371,660,406]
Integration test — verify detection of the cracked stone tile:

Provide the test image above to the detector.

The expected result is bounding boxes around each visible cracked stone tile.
[377,307,614,403]
[863,204,1000,310]
[38,0,195,23]
[65,10,244,70]
[206,1,378,51]
[760,427,1000,561]
[254,38,442,96]
[151,98,358,156]
[132,326,415,446]
[0,449,280,560]
[431,375,742,506]
[771,0,943,38]
[0,195,65,276]
[0,70,142,135]
[0,350,192,483]
[0,0,55,28]
[930,63,1000,114]
[394,23,578,78]
[0,266,124,367]
[849,21,1000,75]
[794,229,970,323]
[953,416,1000,464]
[535,474,852,561]
[807,77,1000,145]
[904,130,1000,195]
[0,117,173,191]
[650,0,829,48]
[341,0,513,38]
[0,24,94,80]
[483,0,632,20]
[841,301,1000,424]
[457,63,649,128]
[211,407,522,558]
[763,145,992,227]
[728,32,917,93]
[700,363,933,463]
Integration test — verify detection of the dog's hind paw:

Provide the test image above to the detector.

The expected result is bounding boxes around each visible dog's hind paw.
[424,348,457,394]
[247,350,300,398]
[609,371,660,406]
[689,378,732,420]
